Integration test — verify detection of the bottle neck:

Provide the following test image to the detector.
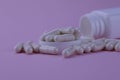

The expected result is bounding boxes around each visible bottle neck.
[80,12,106,39]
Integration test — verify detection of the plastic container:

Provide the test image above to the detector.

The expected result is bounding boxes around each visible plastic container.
[80,8,120,39]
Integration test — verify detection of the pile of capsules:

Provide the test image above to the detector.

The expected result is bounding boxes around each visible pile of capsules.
[40,27,80,42]
[14,27,120,58]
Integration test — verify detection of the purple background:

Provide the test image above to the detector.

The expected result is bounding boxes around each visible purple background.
[0,0,120,80]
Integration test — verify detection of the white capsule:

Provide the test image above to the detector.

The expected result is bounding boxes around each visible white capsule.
[54,34,75,42]
[60,27,75,34]
[83,45,92,53]
[40,29,61,41]
[114,42,120,52]
[104,38,118,43]
[39,45,58,55]
[104,38,113,43]
[62,47,76,58]
[73,39,93,51]
[91,39,105,52]
[28,42,40,53]
[97,38,106,42]
[23,42,33,54]
[105,40,118,51]
[40,32,47,41]
[105,43,114,51]
[45,35,55,42]
[81,38,93,44]
[74,46,84,55]
[14,43,24,53]
[73,28,81,40]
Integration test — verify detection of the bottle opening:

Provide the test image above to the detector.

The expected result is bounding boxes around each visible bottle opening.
[80,15,94,38]
[80,12,106,39]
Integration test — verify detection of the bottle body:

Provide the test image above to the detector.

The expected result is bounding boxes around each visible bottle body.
[80,8,120,39]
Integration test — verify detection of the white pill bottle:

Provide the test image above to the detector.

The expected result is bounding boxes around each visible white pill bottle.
[80,8,120,39]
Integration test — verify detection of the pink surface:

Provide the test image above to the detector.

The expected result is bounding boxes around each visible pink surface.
[0,0,120,80]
